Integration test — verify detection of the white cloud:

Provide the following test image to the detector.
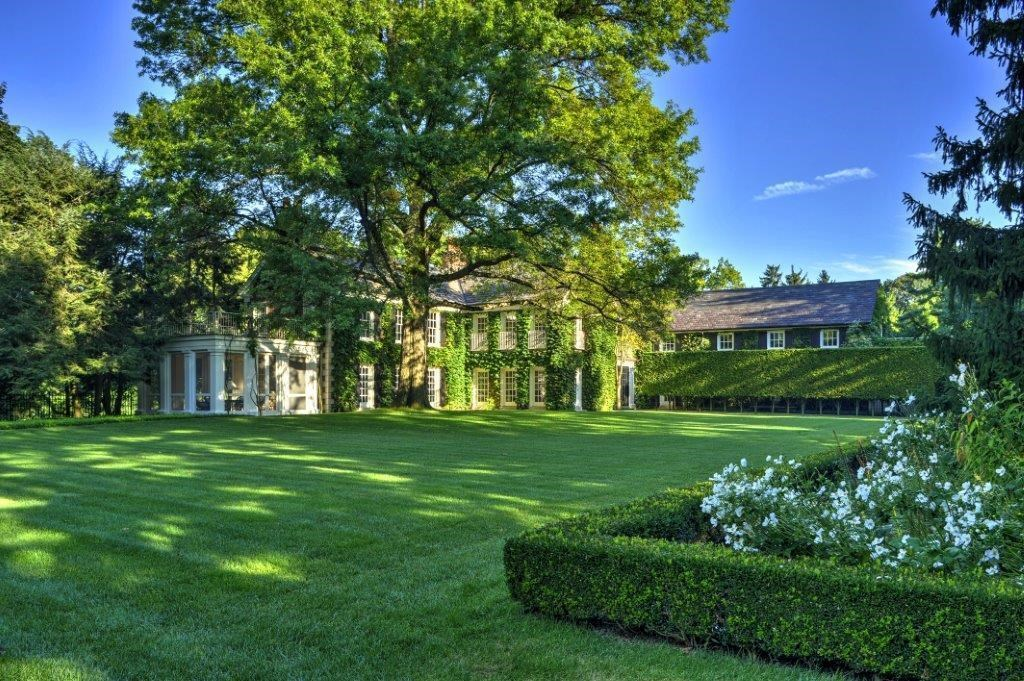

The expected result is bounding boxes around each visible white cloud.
[836,257,918,278]
[754,166,876,201]
[754,180,824,201]
[911,151,940,161]
[814,167,876,184]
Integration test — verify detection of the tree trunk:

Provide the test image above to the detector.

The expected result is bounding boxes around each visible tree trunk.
[399,298,431,408]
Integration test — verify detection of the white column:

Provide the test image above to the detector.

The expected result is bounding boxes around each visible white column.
[574,368,583,411]
[210,351,225,414]
[628,366,636,408]
[243,352,258,414]
[307,353,319,413]
[184,351,196,413]
[277,353,289,414]
[160,353,172,414]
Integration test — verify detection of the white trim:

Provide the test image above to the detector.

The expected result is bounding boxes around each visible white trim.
[427,310,441,347]
[357,363,374,409]
[472,368,490,408]
[394,308,403,344]
[529,366,546,407]
[359,310,375,342]
[499,312,516,350]
[717,332,734,351]
[470,314,487,351]
[658,339,676,352]
[820,328,840,349]
[767,330,786,350]
[427,367,441,407]
[500,367,517,407]
[528,317,547,349]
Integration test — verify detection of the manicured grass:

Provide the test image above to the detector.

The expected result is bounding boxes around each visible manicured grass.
[0,410,876,680]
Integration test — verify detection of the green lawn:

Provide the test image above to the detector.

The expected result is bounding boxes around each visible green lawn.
[0,411,876,680]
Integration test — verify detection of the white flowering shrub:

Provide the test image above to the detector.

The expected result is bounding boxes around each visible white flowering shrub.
[701,365,1024,578]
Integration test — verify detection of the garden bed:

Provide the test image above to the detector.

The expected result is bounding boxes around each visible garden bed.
[504,448,1024,680]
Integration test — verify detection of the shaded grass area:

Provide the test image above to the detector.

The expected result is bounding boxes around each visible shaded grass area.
[0,410,876,680]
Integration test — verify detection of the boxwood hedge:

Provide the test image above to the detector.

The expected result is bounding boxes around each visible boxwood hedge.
[504,448,1024,680]
[636,346,945,400]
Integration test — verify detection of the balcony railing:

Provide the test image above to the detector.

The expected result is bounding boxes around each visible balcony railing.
[528,329,547,349]
[470,331,487,351]
[499,331,516,350]
[168,311,288,340]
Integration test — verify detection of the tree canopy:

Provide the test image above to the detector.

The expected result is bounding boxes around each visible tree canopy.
[699,256,744,289]
[759,264,782,287]
[117,0,730,405]
[905,0,1024,386]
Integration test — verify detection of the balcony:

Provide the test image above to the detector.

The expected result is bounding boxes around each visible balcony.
[499,331,516,350]
[470,331,487,351]
[168,311,288,340]
[528,329,547,349]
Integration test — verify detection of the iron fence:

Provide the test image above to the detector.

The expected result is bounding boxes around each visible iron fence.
[0,386,138,421]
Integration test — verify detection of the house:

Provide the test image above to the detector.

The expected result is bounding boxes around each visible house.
[659,279,880,352]
[154,279,878,415]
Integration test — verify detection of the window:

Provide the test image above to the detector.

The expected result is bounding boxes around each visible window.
[258,353,278,411]
[528,317,547,349]
[820,328,840,348]
[394,365,400,396]
[194,351,210,411]
[717,332,735,351]
[427,367,441,407]
[289,356,308,411]
[471,314,487,351]
[394,308,403,344]
[357,364,374,408]
[359,310,375,341]
[427,311,441,347]
[225,352,245,412]
[531,367,546,406]
[473,369,489,407]
[169,352,185,411]
[659,339,676,352]
[574,318,585,350]
[501,368,517,407]
[500,312,516,350]
[768,330,786,350]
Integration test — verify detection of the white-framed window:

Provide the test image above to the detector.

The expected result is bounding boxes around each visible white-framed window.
[472,368,489,407]
[501,368,517,407]
[528,316,547,349]
[289,356,308,411]
[427,367,441,407]
[717,332,735,351]
[499,312,516,350]
[574,317,585,350]
[659,339,676,352]
[531,366,546,407]
[820,328,840,349]
[359,310,375,341]
[427,310,441,347]
[471,314,488,351]
[767,330,786,350]
[358,364,374,408]
[394,365,400,395]
[394,308,403,344]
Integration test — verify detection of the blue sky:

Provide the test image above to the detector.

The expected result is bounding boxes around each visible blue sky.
[0,1,1003,285]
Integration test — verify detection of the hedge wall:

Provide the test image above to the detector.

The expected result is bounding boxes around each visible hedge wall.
[636,347,945,400]
[504,449,1024,680]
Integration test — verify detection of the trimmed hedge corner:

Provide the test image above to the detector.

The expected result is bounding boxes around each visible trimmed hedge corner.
[636,346,945,400]
[504,449,1024,680]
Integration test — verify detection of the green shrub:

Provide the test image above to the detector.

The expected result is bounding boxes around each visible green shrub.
[504,447,1024,680]
[637,347,944,400]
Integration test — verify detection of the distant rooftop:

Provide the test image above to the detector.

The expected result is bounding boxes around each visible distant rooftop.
[670,280,880,332]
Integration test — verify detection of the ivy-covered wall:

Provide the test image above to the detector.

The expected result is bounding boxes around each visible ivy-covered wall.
[328,304,620,411]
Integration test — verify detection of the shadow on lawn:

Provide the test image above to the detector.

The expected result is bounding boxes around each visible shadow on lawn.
[0,411,872,677]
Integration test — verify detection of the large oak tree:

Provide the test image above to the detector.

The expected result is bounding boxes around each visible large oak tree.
[117,0,729,406]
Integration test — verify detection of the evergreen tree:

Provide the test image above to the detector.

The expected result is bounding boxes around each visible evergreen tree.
[118,0,729,407]
[905,0,1024,386]
[785,265,808,286]
[759,264,783,287]
[817,269,833,284]
[0,86,110,396]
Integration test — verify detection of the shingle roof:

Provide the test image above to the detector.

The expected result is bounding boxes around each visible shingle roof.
[670,280,880,332]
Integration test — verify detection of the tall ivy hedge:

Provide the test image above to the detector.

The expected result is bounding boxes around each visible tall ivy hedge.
[636,347,944,400]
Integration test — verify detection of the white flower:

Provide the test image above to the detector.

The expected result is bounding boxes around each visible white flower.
[864,518,875,530]
[906,394,916,406]
[740,458,748,468]
[996,466,1007,477]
